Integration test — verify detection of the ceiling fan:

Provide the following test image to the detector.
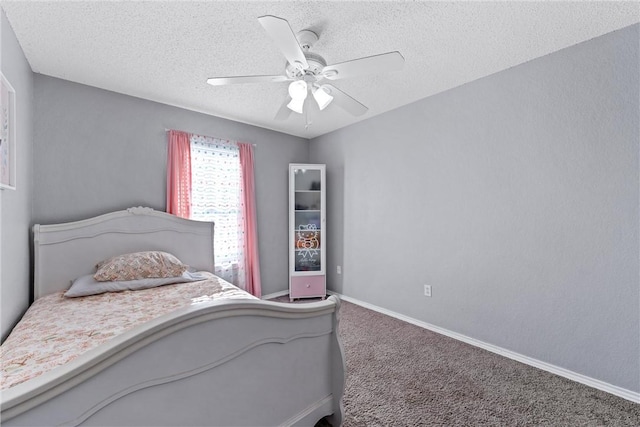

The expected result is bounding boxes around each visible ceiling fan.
[206,15,404,121]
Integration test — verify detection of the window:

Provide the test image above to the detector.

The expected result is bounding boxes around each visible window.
[190,135,244,286]
[166,129,261,296]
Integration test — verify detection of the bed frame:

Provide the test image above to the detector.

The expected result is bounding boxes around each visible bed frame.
[1,207,345,426]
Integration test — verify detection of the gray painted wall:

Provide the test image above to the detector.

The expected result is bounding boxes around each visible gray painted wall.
[0,10,34,341]
[310,24,639,393]
[33,75,308,296]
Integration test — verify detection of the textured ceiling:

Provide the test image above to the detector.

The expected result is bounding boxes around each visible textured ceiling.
[2,1,639,138]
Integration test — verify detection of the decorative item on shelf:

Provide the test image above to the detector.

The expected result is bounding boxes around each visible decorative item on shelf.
[296,224,320,261]
[310,181,321,190]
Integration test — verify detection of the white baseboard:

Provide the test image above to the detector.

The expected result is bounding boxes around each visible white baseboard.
[329,291,640,404]
[261,290,289,300]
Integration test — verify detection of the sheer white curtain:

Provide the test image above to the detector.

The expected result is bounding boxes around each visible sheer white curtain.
[189,135,246,287]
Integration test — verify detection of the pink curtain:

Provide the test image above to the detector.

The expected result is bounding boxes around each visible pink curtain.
[238,143,262,298]
[166,130,192,218]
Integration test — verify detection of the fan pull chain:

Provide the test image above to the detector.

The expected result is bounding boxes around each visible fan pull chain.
[304,98,312,130]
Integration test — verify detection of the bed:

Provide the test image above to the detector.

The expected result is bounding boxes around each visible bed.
[0,207,345,426]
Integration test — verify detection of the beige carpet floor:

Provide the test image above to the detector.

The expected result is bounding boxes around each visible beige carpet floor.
[272,295,640,426]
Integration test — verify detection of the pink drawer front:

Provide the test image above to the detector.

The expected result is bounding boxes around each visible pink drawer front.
[290,275,326,299]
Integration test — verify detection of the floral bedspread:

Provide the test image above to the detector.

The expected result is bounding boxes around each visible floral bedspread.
[0,273,256,390]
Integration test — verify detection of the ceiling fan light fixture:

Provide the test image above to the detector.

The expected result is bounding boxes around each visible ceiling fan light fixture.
[313,85,333,110]
[288,80,308,100]
[287,97,305,114]
[207,15,402,123]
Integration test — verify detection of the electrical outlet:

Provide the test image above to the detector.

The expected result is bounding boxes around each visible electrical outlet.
[336,265,342,275]
[424,285,432,297]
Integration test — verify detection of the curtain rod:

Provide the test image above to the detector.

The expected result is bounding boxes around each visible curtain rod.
[164,128,256,147]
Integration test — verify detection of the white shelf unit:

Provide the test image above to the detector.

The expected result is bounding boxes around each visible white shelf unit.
[289,164,326,301]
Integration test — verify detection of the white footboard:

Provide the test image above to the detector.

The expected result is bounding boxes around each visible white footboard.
[1,297,345,426]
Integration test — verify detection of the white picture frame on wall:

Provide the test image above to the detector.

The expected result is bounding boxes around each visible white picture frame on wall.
[1,72,17,190]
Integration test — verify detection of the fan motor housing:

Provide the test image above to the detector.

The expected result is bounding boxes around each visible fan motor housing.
[286,51,327,79]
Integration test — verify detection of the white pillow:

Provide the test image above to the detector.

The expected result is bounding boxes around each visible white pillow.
[65,270,208,298]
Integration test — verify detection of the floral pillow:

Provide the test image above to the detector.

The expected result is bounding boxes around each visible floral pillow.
[94,251,188,282]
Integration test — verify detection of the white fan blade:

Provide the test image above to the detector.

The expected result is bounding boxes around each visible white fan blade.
[275,97,293,120]
[322,51,404,80]
[207,75,290,86]
[323,84,368,116]
[258,15,309,71]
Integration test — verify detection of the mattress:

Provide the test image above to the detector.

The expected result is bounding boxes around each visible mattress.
[0,273,256,390]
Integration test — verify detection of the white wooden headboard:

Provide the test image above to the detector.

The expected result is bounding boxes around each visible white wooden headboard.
[33,207,215,299]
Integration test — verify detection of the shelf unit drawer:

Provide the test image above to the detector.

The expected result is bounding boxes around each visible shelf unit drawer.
[290,275,325,299]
